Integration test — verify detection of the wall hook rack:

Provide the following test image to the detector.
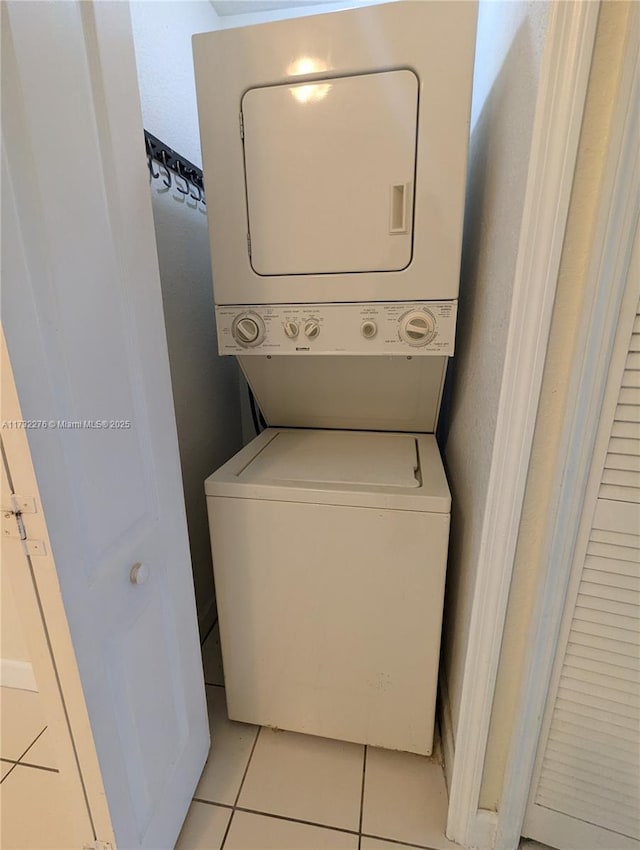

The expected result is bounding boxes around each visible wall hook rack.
[144,130,206,205]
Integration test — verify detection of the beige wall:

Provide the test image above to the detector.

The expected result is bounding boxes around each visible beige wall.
[479,0,635,809]
[442,0,549,741]
[1,564,31,664]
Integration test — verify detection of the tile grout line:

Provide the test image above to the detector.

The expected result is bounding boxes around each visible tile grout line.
[236,805,360,837]
[200,615,219,648]
[358,745,367,849]
[192,796,363,839]
[360,832,440,850]
[232,725,261,808]
[219,724,262,849]
[0,725,47,785]
[13,760,59,774]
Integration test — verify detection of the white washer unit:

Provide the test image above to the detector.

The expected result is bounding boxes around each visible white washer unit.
[195,1,476,755]
[205,429,450,755]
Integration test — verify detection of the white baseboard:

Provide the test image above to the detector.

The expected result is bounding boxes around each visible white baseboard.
[470,809,499,850]
[440,676,498,850]
[0,658,38,691]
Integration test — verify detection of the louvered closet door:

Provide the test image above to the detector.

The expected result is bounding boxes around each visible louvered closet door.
[523,297,640,850]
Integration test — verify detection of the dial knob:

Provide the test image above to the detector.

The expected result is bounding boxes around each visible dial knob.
[283,320,299,339]
[232,313,265,347]
[361,320,377,339]
[304,319,320,339]
[400,310,436,346]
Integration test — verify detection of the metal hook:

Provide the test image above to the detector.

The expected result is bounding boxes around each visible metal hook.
[160,151,172,189]
[175,162,189,195]
[144,137,159,181]
[186,169,201,202]
[147,153,159,181]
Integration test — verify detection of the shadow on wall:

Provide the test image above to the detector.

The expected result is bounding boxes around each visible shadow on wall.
[149,175,243,634]
[437,15,543,738]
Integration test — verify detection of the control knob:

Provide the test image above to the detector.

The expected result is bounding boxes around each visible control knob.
[304,319,320,339]
[399,310,436,347]
[361,320,378,339]
[283,321,299,339]
[232,313,265,347]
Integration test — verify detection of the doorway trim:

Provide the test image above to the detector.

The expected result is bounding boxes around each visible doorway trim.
[494,7,640,849]
[445,2,600,848]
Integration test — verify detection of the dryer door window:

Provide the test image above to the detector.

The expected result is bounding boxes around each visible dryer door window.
[241,69,419,277]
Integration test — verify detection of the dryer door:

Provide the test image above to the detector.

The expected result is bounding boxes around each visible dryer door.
[242,70,418,277]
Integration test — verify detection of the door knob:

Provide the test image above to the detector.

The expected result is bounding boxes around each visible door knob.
[129,562,149,585]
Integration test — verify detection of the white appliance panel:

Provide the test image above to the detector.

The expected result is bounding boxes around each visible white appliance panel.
[240,430,421,489]
[240,355,448,433]
[193,1,477,305]
[243,70,418,275]
[206,429,451,512]
[216,301,457,355]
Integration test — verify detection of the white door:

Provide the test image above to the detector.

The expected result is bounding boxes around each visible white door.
[1,3,209,849]
[522,265,640,848]
[242,70,418,276]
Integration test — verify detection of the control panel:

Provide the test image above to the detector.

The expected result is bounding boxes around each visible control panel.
[215,302,457,355]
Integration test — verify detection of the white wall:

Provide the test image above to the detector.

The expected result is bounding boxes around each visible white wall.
[129,1,244,633]
[479,1,634,809]
[441,0,549,753]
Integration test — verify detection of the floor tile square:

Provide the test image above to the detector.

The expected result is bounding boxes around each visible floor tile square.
[20,728,56,769]
[194,686,259,805]
[0,688,46,762]
[225,811,358,849]
[202,623,225,686]
[175,800,232,850]
[238,728,364,832]
[362,747,457,849]
[0,764,80,849]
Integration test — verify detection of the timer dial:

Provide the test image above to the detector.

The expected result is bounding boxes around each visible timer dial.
[304,319,321,339]
[232,313,265,347]
[399,310,436,346]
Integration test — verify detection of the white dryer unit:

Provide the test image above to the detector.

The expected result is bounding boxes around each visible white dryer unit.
[193,0,477,309]
[205,429,450,755]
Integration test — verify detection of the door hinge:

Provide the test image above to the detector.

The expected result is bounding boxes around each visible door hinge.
[239,111,244,140]
[83,842,113,850]
[246,232,252,257]
[2,494,46,555]
[3,508,27,540]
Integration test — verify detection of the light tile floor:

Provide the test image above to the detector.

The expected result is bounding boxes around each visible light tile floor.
[0,686,57,780]
[1,686,67,850]
[191,624,554,850]
[183,625,460,850]
[0,639,554,850]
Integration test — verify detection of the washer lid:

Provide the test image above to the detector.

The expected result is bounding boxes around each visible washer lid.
[240,430,420,489]
[206,429,450,513]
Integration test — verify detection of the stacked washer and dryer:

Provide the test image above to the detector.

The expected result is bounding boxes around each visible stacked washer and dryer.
[194,1,476,757]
